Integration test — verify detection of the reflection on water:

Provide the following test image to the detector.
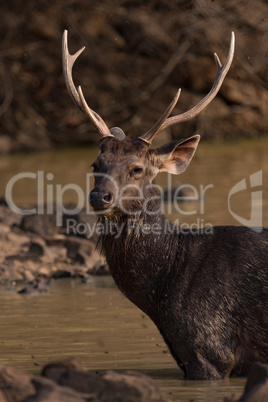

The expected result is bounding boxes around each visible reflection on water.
[0,139,267,400]
[0,278,245,401]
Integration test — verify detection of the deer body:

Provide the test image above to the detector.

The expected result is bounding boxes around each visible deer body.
[62,31,268,379]
[103,213,268,379]
[97,139,268,380]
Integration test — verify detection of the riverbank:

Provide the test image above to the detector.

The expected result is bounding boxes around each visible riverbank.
[0,201,108,287]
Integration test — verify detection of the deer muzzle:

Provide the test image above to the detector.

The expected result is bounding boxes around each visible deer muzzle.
[89,190,114,211]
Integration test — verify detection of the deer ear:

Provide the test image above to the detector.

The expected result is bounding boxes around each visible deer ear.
[151,135,200,174]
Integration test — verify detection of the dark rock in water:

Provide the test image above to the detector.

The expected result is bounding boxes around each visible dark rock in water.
[24,376,91,402]
[41,358,87,380]
[88,260,110,276]
[0,358,167,402]
[81,274,93,284]
[224,363,268,402]
[42,358,166,402]
[239,363,268,402]
[0,363,35,402]
[0,357,267,401]
[52,269,73,279]
[18,280,51,295]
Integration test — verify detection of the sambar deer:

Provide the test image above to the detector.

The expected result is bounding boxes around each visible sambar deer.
[62,31,268,380]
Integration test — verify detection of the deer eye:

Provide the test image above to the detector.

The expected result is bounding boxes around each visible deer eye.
[131,166,143,175]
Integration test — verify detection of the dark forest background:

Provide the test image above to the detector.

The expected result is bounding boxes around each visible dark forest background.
[0,0,267,154]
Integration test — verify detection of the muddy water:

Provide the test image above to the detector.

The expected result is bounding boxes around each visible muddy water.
[0,139,268,400]
[0,278,245,401]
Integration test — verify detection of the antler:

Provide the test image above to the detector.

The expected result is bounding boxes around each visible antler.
[139,32,235,145]
[62,30,113,138]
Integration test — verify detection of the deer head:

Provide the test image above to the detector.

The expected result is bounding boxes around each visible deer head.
[62,31,235,217]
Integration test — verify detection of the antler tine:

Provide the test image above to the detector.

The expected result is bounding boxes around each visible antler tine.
[77,86,113,137]
[138,89,181,145]
[62,30,85,109]
[62,30,112,138]
[139,32,235,144]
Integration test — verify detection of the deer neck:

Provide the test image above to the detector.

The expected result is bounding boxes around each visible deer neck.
[99,195,180,315]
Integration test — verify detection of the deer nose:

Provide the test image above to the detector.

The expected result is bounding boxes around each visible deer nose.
[89,191,113,210]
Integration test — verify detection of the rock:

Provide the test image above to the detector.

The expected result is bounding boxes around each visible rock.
[28,241,45,257]
[101,370,167,402]
[38,266,51,278]
[0,260,25,282]
[63,235,106,273]
[20,214,58,237]
[52,269,73,279]
[0,223,9,241]
[64,236,95,265]
[0,359,167,402]
[5,228,30,246]
[24,376,91,402]
[0,204,22,227]
[81,274,93,284]
[2,358,268,402]
[224,363,268,402]
[41,357,87,379]
[0,204,107,284]
[0,363,35,402]
[88,260,110,276]
[42,358,166,402]
[18,280,51,295]
[23,270,36,282]
[239,363,268,402]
